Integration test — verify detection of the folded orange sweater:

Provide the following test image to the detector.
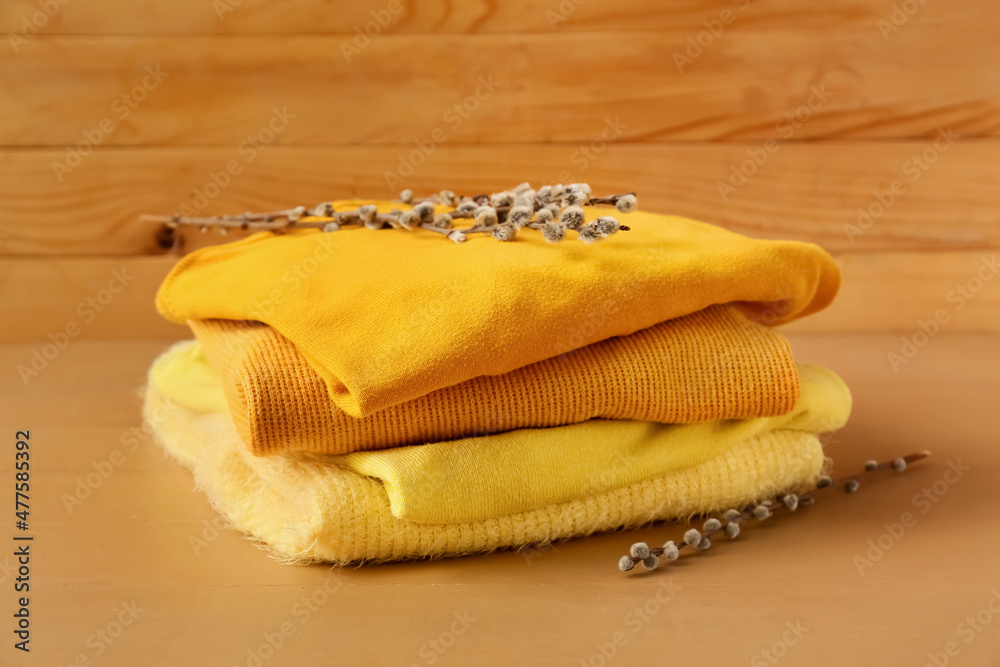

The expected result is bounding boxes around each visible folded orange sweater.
[189,304,800,455]
[156,204,839,418]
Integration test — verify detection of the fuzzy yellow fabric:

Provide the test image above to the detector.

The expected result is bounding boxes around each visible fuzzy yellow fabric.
[190,304,801,456]
[145,341,845,563]
[156,202,839,418]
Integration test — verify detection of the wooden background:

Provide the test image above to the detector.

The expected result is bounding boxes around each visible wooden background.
[1,2,1000,666]
[1,0,998,342]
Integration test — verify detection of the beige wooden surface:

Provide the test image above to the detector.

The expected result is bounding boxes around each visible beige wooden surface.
[1,0,999,664]
[0,332,997,666]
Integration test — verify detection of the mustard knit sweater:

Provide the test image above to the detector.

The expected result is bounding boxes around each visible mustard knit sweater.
[188,304,801,455]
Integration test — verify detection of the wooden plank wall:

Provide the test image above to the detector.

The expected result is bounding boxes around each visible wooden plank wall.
[1,0,998,342]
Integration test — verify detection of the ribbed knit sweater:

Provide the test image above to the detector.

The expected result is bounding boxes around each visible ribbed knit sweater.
[187,304,800,455]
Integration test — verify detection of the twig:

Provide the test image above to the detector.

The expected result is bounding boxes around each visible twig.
[618,451,930,572]
[141,183,639,246]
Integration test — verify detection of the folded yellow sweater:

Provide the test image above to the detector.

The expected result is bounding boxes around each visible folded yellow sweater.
[146,341,848,563]
[189,304,800,455]
[343,364,848,524]
[156,203,839,418]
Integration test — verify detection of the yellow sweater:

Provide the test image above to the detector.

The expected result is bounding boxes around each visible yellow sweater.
[189,304,800,455]
[156,203,839,418]
[146,341,850,563]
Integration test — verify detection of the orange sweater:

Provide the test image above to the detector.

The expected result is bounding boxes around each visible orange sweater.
[191,304,799,455]
[156,203,840,419]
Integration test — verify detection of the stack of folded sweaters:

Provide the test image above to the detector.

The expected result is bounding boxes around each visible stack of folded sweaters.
[146,199,851,564]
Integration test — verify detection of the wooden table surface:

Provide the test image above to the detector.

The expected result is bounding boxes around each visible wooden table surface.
[1,331,998,666]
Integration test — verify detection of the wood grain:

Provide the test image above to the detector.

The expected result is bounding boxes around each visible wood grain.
[2,3,997,663]
[1,249,997,344]
[4,16,1000,148]
[781,250,1000,335]
[1,142,998,256]
[0,0,980,35]
[0,257,186,344]
[1,334,998,665]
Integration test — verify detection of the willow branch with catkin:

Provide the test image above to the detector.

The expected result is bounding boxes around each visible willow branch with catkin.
[141,183,639,246]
